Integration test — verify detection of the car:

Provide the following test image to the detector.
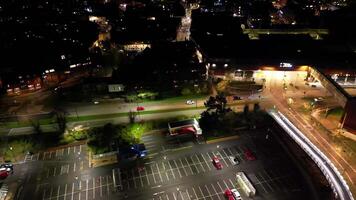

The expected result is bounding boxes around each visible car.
[233,96,242,101]
[212,156,223,169]
[231,189,242,200]
[186,100,195,105]
[224,189,235,200]
[228,156,239,165]
[1,163,13,173]
[0,170,9,179]
[244,148,256,161]
[136,106,145,111]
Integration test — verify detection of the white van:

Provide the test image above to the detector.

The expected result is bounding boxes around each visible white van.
[231,189,242,200]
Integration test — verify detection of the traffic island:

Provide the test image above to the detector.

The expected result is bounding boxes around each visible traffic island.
[89,151,118,168]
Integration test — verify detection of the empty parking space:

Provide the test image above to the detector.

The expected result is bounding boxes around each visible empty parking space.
[38,174,115,200]
[24,144,87,162]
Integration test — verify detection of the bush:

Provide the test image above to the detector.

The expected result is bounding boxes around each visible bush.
[3,140,38,161]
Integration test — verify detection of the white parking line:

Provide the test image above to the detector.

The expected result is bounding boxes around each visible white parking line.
[100,176,103,197]
[228,179,235,188]
[155,163,163,182]
[253,174,268,193]
[217,181,224,193]
[36,153,40,160]
[93,177,95,199]
[216,151,229,167]
[138,169,144,187]
[67,147,70,155]
[211,184,221,200]
[106,176,110,196]
[205,185,213,200]
[167,161,176,179]
[194,154,205,172]
[51,151,55,159]
[166,193,170,200]
[173,160,183,178]
[144,167,150,185]
[258,173,274,192]
[222,180,229,189]
[55,150,59,158]
[186,189,192,200]
[192,187,199,199]
[132,170,137,188]
[53,167,57,176]
[80,145,82,152]
[86,180,89,200]
[71,183,74,200]
[66,164,69,174]
[221,149,231,164]
[78,181,81,200]
[150,165,157,184]
[73,162,76,172]
[184,157,194,174]
[64,184,67,200]
[42,188,46,200]
[49,187,53,199]
[201,154,211,170]
[178,159,188,176]
[56,186,60,200]
[198,186,206,200]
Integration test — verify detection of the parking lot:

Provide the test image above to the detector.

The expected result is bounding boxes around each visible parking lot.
[37,173,116,200]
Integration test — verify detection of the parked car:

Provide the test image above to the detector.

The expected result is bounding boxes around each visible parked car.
[244,148,256,161]
[186,100,195,105]
[212,156,223,169]
[231,189,242,200]
[228,156,239,165]
[0,170,9,179]
[136,106,145,111]
[224,189,235,200]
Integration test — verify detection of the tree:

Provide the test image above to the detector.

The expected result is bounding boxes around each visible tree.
[128,110,137,123]
[30,120,42,135]
[243,104,249,116]
[54,110,67,133]
[181,87,192,96]
[253,103,260,112]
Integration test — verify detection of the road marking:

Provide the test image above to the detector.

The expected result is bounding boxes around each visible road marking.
[100,176,103,197]
[73,145,77,153]
[67,147,70,155]
[80,145,82,152]
[106,176,110,196]
[192,187,199,199]
[228,179,235,188]
[253,174,267,193]
[51,151,55,159]
[173,191,177,200]
[144,167,150,185]
[93,177,95,199]
[150,165,157,184]
[56,186,60,200]
[198,186,206,200]
[221,149,231,165]
[178,159,189,176]
[183,157,194,174]
[86,179,89,200]
[222,180,229,189]
[49,187,53,199]
[194,154,205,172]
[131,170,137,188]
[186,189,192,200]
[216,151,229,167]
[36,153,40,160]
[167,161,176,179]
[73,162,76,172]
[217,181,224,193]
[71,183,74,200]
[155,163,163,182]
[42,188,46,200]
[46,168,50,178]
[189,156,200,173]
[211,184,221,200]
[173,160,182,178]
[166,193,170,200]
[138,169,144,187]
[201,154,211,170]
[64,184,67,200]
[79,181,82,200]
[53,167,57,177]
[66,164,69,174]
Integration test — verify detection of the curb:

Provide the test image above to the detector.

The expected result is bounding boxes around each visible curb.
[206,135,239,144]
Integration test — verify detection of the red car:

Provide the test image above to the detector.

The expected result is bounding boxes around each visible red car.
[136,106,145,111]
[0,170,9,179]
[212,156,223,169]
[224,189,235,200]
[244,148,256,161]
